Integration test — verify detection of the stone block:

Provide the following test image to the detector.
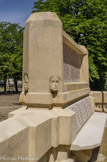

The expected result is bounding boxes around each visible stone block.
[20,12,90,108]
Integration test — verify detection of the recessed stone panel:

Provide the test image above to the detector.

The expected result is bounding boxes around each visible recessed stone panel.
[68,97,94,133]
[63,43,81,82]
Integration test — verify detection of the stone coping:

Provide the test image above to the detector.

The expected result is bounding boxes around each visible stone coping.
[64,82,88,92]
[63,30,88,55]
[90,91,107,103]
[20,88,90,108]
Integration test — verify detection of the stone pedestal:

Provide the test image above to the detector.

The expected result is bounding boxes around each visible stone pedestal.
[21,12,63,108]
[20,12,90,108]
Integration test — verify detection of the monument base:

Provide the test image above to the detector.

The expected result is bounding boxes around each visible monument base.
[19,88,90,108]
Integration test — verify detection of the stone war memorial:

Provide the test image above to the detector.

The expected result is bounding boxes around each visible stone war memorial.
[0,12,107,162]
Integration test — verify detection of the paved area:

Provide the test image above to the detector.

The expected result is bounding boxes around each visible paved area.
[0,94,107,162]
[97,122,107,162]
[0,94,21,121]
[89,122,107,162]
[93,108,107,162]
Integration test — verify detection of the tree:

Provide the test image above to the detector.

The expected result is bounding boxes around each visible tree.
[0,22,23,93]
[32,0,107,90]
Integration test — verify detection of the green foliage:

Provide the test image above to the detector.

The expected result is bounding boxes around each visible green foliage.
[32,0,107,90]
[0,22,23,81]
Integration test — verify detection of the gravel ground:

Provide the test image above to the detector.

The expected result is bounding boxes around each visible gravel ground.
[0,94,21,121]
[97,123,107,162]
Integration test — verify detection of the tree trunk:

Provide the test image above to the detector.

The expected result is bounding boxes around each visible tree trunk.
[14,80,18,93]
[4,80,6,94]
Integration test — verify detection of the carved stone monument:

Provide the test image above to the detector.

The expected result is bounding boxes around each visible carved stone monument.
[0,12,106,162]
[20,12,90,109]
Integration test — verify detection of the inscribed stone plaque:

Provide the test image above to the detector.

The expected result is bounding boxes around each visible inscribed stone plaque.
[68,97,94,133]
[63,43,81,82]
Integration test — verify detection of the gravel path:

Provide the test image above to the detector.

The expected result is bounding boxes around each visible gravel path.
[0,94,21,121]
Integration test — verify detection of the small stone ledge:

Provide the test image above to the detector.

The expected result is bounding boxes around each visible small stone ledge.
[70,112,107,151]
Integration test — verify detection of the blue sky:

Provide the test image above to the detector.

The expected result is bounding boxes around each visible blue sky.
[0,0,36,27]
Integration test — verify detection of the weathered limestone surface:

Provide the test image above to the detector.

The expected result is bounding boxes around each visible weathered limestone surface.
[90,91,107,111]
[20,12,90,108]
[70,112,107,150]
[90,91,102,103]
[4,107,75,161]
[0,116,29,161]
[63,43,80,82]
[21,12,63,107]
[68,97,94,133]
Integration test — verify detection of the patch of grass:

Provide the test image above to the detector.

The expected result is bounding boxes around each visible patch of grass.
[0,87,4,91]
